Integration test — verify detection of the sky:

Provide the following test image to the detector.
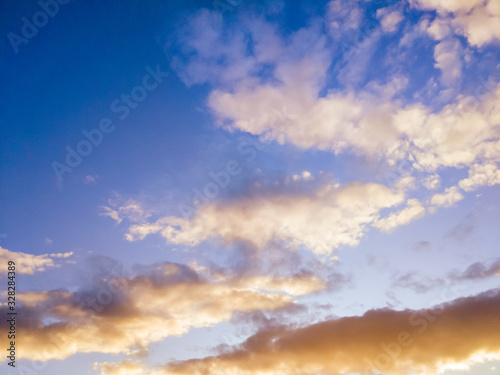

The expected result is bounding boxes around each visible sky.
[0,0,500,374]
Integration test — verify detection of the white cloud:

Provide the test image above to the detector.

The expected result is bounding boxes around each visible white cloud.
[423,174,441,190]
[373,198,425,232]
[427,17,452,40]
[433,38,462,86]
[452,0,500,47]
[377,8,404,33]
[412,0,500,47]
[127,181,404,254]
[458,163,500,191]
[410,0,484,14]
[430,186,464,207]
[0,246,73,275]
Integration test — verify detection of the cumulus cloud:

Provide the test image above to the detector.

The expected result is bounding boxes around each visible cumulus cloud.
[452,0,500,47]
[422,173,441,190]
[157,290,500,375]
[207,33,500,178]
[432,37,463,96]
[126,181,405,254]
[0,246,73,275]
[168,2,500,205]
[459,163,500,191]
[0,262,325,361]
[391,85,500,173]
[430,186,464,207]
[412,0,500,47]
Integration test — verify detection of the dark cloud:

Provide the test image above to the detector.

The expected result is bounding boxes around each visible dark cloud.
[412,240,431,251]
[392,271,444,293]
[0,262,325,361]
[452,258,500,280]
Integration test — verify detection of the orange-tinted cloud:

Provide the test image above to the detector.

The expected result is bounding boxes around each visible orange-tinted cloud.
[0,262,325,361]
[158,289,500,375]
[126,181,405,254]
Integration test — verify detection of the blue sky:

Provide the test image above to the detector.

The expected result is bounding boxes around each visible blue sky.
[1,0,500,374]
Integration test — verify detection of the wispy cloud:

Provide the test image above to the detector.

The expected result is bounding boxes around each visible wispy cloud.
[451,259,500,280]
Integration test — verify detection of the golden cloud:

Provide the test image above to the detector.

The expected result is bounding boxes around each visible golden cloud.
[126,181,405,254]
[0,262,325,361]
[158,289,500,375]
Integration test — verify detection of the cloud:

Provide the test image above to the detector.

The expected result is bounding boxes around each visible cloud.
[399,17,431,47]
[446,221,475,242]
[410,0,483,13]
[126,181,405,254]
[412,0,500,47]
[326,0,363,38]
[0,246,73,275]
[157,290,500,375]
[373,198,425,232]
[412,240,431,251]
[84,174,98,184]
[459,163,500,191]
[377,7,404,33]
[207,40,500,179]
[427,17,452,40]
[430,186,464,207]
[393,86,500,173]
[94,361,147,375]
[392,271,444,293]
[422,173,441,190]
[0,262,325,361]
[432,37,463,97]
[169,2,500,199]
[452,259,500,280]
[100,196,150,224]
